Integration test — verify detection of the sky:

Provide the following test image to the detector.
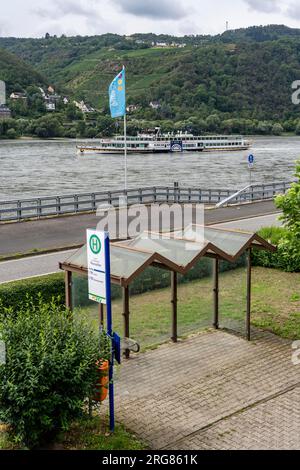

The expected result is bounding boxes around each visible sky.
[2,0,300,37]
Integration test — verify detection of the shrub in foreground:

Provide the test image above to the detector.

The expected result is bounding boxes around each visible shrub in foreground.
[253,160,300,272]
[252,226,300,272]
[0,300,99,448]
[275,162,300,272]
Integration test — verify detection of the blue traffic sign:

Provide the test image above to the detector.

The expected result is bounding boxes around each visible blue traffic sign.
[248,154,254,165]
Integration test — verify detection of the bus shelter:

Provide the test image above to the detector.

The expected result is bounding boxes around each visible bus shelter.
[59,224,276,356]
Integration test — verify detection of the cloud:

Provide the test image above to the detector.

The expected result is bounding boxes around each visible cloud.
[114,0,188,20]
[244,0,281,14]
[0,19,10,36]
[35,0,100,20]
[286,2,300,19]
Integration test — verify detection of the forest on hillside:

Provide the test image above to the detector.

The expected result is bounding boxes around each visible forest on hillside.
[2,25,300,138]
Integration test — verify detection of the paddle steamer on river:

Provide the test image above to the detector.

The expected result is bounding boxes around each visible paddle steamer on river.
[77,130,251,155]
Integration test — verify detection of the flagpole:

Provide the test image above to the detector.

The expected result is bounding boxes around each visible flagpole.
[124,112,127,191]
[123,65,127,192]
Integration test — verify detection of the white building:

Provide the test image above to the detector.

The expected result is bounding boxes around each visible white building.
[39,87,46,98]
[45,102,55,111]
[126,104,139,113]
[10,92,27,100]
[73,100,95,113]
[149,101,161,110]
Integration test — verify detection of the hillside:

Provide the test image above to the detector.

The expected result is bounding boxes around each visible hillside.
[5,37,297,125]
[1,25,300,137]
[219,24,300,43]
[0,48,46,94]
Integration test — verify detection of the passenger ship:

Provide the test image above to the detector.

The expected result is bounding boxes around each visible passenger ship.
[77,131,251,155]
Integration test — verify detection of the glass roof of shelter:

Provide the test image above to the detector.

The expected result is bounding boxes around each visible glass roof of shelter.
[60,225,276,286]
[63,244,155,284]
[183,225,254,258]
[117,233,209,269]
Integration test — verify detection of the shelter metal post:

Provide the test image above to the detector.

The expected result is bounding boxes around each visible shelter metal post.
[122,286,130,358]
[213,258,219,329]
[99,303,104,327]
[171,271,178,343]
[65,270,72,311]
[246,248,252,341]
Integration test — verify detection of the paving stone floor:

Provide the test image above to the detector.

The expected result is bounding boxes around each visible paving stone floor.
[105,329,300,450]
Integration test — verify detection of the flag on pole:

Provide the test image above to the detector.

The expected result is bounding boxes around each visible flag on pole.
[109,67,126,118]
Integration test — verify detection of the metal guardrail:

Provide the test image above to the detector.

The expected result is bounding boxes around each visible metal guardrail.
[215,181,293,208]
[216,185,252,208]
[0,181,293,222]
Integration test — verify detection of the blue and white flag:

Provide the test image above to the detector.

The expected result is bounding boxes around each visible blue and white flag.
[109,67,126,118]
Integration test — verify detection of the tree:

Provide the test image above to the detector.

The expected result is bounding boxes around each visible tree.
[66,103,83,121]
[295,121,300,136]
[76,120,86,137]
[33,115,64,138]
[272,123,283,136]
[256,121,272,135]
[0,119,19,139]
[275,161,300,271]
[206,114,221,132]
[6,128,17,139]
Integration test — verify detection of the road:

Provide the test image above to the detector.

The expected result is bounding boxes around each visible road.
[214,212,281,231]
[0,200,278,258]
[0,250,76,284]
[0,210,281,284]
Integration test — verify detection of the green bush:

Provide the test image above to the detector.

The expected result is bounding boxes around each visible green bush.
[275,162,300,272]
[0,299,100,448]
[0,273,65,314]
[252,226,300,272]
[253,162,300,272]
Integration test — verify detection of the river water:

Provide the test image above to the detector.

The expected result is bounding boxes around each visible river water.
[0,136,298,200]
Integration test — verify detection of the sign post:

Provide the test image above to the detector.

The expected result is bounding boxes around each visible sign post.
[87,229,120,432]
[248,154,255,187]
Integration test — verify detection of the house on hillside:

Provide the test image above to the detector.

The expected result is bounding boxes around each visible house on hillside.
[170,42,186,48]
[149,101,161,110]
[45,102,55,111]
[10,92,27,100]
[74,100,95,113]
[0,104,11,119]
[155,42,168,48]
[126,104,139,113]
[39,87,46,98]
[44,92,61,111]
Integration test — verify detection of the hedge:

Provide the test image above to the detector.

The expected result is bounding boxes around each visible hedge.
[0,273,65,314]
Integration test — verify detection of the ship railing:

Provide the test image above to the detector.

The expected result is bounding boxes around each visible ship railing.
[0,181,293,222]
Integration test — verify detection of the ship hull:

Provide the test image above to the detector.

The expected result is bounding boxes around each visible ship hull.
[76,146,249,155]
